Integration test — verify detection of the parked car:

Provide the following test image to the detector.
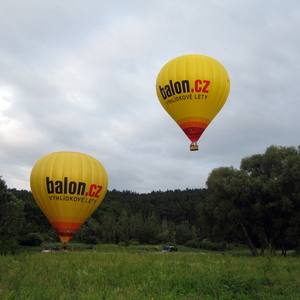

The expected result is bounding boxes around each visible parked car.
[162,245,178,252]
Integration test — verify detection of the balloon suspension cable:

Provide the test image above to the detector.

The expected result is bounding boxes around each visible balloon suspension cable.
[190,142,199,151]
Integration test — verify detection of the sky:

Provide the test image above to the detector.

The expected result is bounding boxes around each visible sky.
[0,0,299,193]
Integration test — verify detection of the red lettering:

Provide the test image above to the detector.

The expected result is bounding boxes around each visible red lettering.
[194,80,210,93]
[88,184,102,197]
[88,184,97,197]
[194,80,202,92]
[94,185,102,198]
[202,80,210,93]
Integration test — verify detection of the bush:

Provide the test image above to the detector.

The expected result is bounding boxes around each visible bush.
[118,241,129,247]
[185,239,200,248]
[128,239,140,245]
[184,239,228,251]
[19,232,43,246]
[85,235,98,245]
[198,239,227,251]
[295,241,300,255]
[0,239,19,255]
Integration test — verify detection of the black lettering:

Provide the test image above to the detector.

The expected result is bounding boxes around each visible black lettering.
[174,82,182,94]
[55,181,63,194]
[164,85,172,97]
[182,80,190,93]
[64,177,68,194]
[69,181,77,194]
[46,176,87,196]
[159,86,167,100]
[46,177,54,193]
[169,80,175,95]
[77,182,86,195]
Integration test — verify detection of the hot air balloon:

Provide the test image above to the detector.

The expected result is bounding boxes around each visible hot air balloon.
[30,151,108,244]
[156,54,230,151]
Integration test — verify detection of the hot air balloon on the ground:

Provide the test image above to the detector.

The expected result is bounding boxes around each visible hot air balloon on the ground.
[156,54,230,151]
[30,151,108,244]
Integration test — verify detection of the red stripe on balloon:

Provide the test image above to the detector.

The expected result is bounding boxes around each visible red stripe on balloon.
[178,121,208,142]
[51,221,82,243]
[51,221,81,235]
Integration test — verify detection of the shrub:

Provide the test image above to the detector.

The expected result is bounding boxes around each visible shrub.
[185,239,200,248]
[118,241,129,247]
[19,232,43,246]
[0,239,19,255]
[128,239,140,245]
[184,239,228,251]
[198,239,227,251]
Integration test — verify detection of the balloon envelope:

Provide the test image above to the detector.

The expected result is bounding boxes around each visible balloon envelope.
[156,54,230,150]
[30,151,108,243]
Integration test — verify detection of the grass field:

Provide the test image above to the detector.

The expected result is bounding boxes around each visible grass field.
[1,245,300,300]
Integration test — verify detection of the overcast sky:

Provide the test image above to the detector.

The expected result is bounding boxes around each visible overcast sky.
[0,0,299,193]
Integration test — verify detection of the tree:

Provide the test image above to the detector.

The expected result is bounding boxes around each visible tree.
[117,210,130,243]
[198,167,259,255]
[10,189,54,243]
[0,177,24,254]
[129,212,144,243]
[241,145,300,254]
[175,221,195,244]
[75,218,100,244]
[140,212,160,244]
[198,145,300,256]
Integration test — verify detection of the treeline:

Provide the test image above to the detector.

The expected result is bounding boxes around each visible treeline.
[0,145,299,255]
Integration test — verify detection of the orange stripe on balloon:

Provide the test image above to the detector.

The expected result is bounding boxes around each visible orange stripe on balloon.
[177,116,210,123]
[178,120,208,142]
[179,121,208,128]
[50,221,82,243]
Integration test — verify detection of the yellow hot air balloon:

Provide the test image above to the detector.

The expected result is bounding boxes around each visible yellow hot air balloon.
[156,54,230,151]
[30,151,108,244]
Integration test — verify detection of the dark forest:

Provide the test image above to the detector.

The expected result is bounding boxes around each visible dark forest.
[1,145,299,255]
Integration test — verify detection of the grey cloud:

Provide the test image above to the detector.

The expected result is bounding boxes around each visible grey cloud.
[0,0,299,192]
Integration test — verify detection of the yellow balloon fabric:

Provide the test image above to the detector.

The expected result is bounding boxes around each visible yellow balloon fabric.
[156,54,230,150]
[30,151,108,243]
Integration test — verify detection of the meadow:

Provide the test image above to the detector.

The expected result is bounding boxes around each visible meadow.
[0,245,300,300]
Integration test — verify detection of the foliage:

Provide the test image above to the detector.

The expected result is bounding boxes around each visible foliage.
[0,144,299,256]
[1,251,300,299]
[0,177,24,254]
[185,239,228,251]
[76,188,206,246]
[19,232,44,246]
[198,145,300,255]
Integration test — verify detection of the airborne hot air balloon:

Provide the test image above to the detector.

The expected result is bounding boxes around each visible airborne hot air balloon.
[156,54,230,151]
[30,151,108,244]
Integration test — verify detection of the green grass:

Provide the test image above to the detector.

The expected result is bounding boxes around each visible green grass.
[1,246,300,299]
